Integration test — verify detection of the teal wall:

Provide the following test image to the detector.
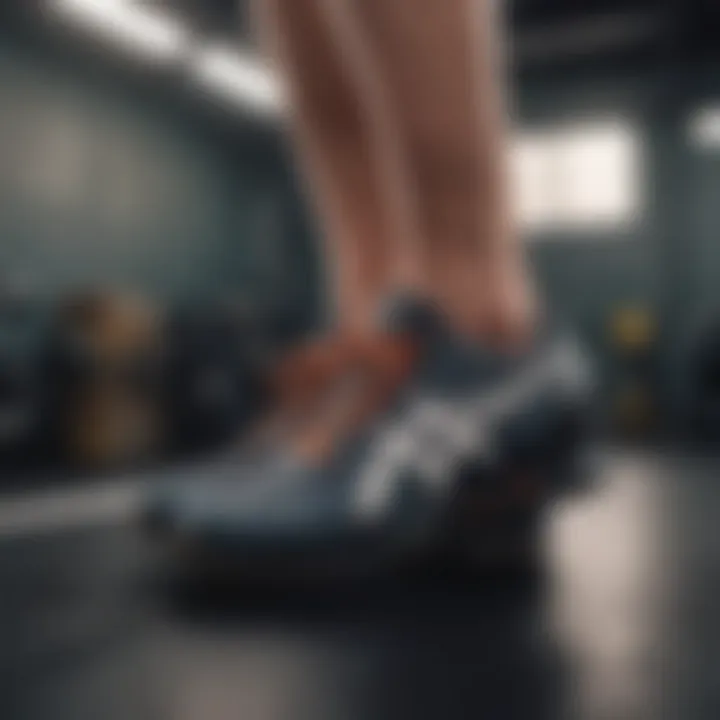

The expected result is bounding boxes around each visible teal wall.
[0,33,319,334]
[0,42,222,297]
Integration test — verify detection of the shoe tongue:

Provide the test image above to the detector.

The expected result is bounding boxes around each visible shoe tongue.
[376,292,448,342]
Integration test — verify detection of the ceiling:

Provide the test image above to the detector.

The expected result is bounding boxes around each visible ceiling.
[3,0,720,68]
[145,0,720,65]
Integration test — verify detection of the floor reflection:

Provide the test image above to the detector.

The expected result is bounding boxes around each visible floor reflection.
[547,452,679,720]
[4,450,720,720]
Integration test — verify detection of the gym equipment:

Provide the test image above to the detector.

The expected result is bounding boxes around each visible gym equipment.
[162,299,270,456]
[143,297,595,583]
[609,306,656,352]
[608,305,659,438]
[46,291,164,471]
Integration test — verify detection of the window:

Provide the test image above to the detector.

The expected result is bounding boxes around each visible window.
[511,120,642,235]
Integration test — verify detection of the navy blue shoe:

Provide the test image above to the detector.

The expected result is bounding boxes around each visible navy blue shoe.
[142,296,595,581]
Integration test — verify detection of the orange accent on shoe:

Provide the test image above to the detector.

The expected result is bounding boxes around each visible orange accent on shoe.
[292,334,421,466]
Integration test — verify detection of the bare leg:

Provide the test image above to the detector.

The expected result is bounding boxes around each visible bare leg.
[320,0,537,343]
[249,0,425,459]
[253,0,422,334]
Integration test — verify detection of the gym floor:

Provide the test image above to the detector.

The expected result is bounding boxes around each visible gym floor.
[0,448,718,720]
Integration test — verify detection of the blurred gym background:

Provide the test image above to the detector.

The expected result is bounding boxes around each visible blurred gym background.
[3,0,720,478]
[2,2,720,719]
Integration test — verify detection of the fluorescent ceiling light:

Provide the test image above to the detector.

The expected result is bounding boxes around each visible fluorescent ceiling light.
[192,45,285,117]
[689,108,720,149]
[53,0,188,62]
